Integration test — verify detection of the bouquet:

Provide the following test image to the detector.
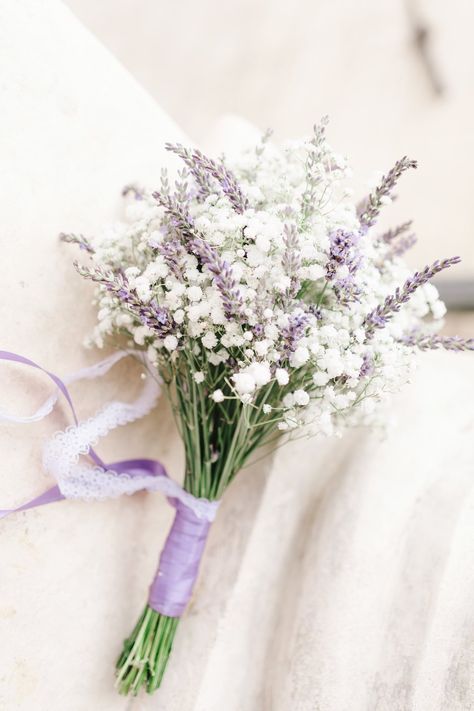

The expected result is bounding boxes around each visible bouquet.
[61,120,473,695]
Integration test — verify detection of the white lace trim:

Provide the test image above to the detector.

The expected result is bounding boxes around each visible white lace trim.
[4,349,218,521]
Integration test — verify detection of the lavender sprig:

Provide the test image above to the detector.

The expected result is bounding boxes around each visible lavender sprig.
[378,220,417,259]
[301,116,329,222]
[167,144,248,214]
[74,262,174,338]
[153,189,244,319]
[255,128,273,157]
[59,232,95,254]
[326,229,362,303]
[174,168,191,206]
[122,184,145,200]
[359,157,417,229]
[153,238,186,279]
[386,233,417,259]
[153,191,195,239]
[282,223,301,301]
[165,143,214,201]
[187,237,244,320]
[401,333,474,352]
[359,353,375,377]
[281,313,309,354]
[379,221,413,244]
[364,256,461,339]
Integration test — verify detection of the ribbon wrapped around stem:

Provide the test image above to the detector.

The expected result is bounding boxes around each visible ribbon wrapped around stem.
[0,349,219,616]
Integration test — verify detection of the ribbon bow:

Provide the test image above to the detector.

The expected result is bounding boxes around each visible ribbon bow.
[0,350,218,616]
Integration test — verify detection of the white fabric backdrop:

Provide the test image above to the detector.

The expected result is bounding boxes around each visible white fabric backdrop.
[1,3,473,710]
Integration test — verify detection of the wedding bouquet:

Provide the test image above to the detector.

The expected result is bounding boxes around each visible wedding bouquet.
[62,120,472,695]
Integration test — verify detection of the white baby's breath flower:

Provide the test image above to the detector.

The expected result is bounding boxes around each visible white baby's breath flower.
[290,346,310,368]
[163,335,178,352]
[247,362,271,387]
[133,325,153,345]
[211,389,225,403]
[173,309,185,324]
[275,368,289,386]
[232,372,256,395]
[187,286,203,302]
[202,332,218,349]
[294,390,310,406]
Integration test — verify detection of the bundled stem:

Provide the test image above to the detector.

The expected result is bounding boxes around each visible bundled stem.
[115,354,278,695]
[116,608,179,695]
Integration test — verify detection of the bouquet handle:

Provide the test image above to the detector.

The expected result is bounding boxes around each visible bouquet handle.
[149,499,212,617]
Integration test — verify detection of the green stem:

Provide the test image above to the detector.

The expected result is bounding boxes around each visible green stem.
[116,606,180,696]
[116,362,280,696]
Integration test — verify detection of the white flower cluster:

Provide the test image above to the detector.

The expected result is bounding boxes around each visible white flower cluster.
[84,127,447,438]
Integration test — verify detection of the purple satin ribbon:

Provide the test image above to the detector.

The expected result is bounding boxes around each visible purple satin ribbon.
[1,350,213,618]
[149,499,212,617]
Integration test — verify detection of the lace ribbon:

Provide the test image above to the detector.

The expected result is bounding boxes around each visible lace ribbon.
[0,349,219,616]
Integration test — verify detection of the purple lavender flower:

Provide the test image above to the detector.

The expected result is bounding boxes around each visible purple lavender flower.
[400,332,474,352]
[326,229,362,303]
[306,303,323,320]
[153,238,186,279]
[281,312,309,353]
[165,143,214,201]
[166,143,249,214]
[301,117,329,222]
[188,237,243,321]
[386,233,417,259]
[252,323,265,338]
[153,189,244,320]
[153,191,195,239]
[60,232,95,254]
[359,157,417,229]
[377,220,417,259]
[122,184,144,200]
[190,149,248,214]
[359,353,375,377]
[379,221,413,244]
[282,223,301,301]
[74,262,175,338]
[364,256,461,339]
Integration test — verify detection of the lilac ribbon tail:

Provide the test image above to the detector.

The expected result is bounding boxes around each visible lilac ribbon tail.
[1,350,218,618]
[0,349,104,467]
[0,486,64,520]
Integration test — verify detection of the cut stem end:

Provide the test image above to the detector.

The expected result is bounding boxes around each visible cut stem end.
[115,605,180,696]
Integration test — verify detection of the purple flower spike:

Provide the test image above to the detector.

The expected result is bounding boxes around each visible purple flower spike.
[74,262,175,339]
[154,238,186,279]
[387,233,417,259]
[122,184,144,200]
[359,353,375,377]
[326,229,362,303]
[165,143,214,202]
[188,237,244,320]
[282,223,301,301]
[153,191,195,239]
[166,143,249,214]
[401,333,474,352]
[359,157,417,229]
[60,232,95,254]
[364,256,461,339]
[281,313,309,353]
[379,221,413,244]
